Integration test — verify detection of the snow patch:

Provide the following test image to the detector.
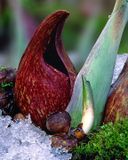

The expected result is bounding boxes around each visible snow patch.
[0,116,72,160]
[112,54,128,84]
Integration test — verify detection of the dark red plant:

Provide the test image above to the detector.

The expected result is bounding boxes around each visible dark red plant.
[104,58,128,123]
[15,11,76,129]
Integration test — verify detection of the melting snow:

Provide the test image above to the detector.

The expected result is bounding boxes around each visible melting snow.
[0,116,72,160]
[112,54,128,84]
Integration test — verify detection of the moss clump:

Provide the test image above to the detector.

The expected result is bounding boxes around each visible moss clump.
[73,119,128,160]
[0,82,14,88]
[0,67,15,90]
[0,66,7,71]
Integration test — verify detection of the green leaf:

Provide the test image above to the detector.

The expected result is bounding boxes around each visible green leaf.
[75,15,107,71]
[67,0,128,129]
[66,75,94,134]
[81,77,94,134]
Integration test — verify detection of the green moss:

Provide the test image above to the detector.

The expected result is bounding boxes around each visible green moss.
[0,67,13,88]
[73,119,128,160]
[0,66,7,72]
[0,82,14,88]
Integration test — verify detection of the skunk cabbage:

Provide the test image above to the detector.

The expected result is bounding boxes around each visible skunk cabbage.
[15,11,76,129]
[104,58,128,123]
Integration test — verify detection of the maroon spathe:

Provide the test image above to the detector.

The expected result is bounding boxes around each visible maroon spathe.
[15,11,76,129]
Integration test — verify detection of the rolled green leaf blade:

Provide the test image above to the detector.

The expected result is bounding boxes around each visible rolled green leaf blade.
[67,75,94,134]
[67,0,128,129]
[81,77,94,134]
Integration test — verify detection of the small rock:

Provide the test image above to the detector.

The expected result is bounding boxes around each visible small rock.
[46,111,71,134]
